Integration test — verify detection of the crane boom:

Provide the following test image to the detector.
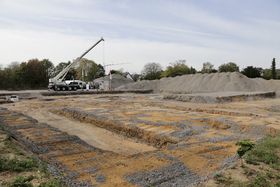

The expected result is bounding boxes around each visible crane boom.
[48,37,104,90]
[49,37,104,85]
[78,37,104,60]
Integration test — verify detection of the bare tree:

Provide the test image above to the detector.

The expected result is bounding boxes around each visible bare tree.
[201,62,215,73]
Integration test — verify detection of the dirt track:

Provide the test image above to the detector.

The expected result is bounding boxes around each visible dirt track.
[1,93,280,186]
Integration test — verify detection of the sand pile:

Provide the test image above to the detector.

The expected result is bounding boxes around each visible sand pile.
[117,72,280,94]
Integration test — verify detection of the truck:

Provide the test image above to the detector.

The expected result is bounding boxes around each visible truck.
[6,95,19,102]
[48,37,104,91]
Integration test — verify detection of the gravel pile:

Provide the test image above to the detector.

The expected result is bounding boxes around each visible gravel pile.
[118,72,280,94]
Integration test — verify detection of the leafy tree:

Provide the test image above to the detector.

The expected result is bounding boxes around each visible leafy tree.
[141,62,162,80]
[110,69,123,75]
[0,59,55,90]
[241,66,262,78]
[272,58,276,79]
[24,59,47,88]
[190,66,197,74]
[95,64,105,78]
[262,69,272,80]
[5,62,22,89]
[218,62,239,72]
[201,62,216,73]
[161,60,191,77]
[76,58,104,81]
[41,59,54,79]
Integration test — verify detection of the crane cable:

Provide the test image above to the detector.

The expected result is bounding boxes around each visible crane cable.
[102,39,105,68]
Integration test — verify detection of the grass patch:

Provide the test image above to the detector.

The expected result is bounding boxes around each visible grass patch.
[213,135,280,186]
[0,156,37,172]
[38,179,62,187]
[0,129,63,186]
[245,135,280,169]
[0,133,24,156]
[8,175,34,187]
[248,173,274,187]
[214,173,234,185]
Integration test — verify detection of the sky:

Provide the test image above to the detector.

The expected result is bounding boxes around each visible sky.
[0,0,280,73]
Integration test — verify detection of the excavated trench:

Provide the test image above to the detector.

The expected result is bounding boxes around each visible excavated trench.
[53,108,178,148]
[12,108,156,155]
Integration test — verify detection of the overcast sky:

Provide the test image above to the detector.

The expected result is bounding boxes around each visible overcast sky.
[0,0,279,73]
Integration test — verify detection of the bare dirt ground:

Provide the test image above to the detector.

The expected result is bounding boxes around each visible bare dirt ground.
[20,109,155,155]
[1,93,280,186]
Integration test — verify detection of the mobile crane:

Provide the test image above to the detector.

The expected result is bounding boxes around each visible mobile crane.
[48,37,104,91]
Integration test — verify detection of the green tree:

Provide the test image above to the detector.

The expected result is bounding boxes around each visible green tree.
[141,62,162,80]
[190,66,197,74]
[201,62,216,73]
[110,69,123,75]
[241,66,262,78]
[0,59,54,90]
[95,64,105,78]
[218,62,239,72]
[262,69,272,80]
[24,59,47,88]
[161,60,191,77]
[76,58,105,81]
[41,59,54,81]
[272,58,276,79]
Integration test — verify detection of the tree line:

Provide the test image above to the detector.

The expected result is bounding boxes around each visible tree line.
[0,57,278,90]
[140,58,279,80]
[0,58,105,90]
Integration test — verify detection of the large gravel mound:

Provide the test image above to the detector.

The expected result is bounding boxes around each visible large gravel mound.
[117,72,280,94]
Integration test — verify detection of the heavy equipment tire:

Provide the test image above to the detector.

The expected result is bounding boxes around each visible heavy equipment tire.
[62,87,65,91]
[68,87,72,91]
[57,87,60,91]
[74,87,77,91]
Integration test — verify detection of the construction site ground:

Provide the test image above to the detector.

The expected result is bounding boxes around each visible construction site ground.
[0,128,61,186]
[1,93,280,186]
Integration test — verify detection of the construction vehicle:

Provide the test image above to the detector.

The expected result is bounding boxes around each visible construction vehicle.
[5,95,19,102]
[48,37,104,91]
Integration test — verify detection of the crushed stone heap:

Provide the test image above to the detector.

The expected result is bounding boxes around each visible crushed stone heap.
[117,72,280,94]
